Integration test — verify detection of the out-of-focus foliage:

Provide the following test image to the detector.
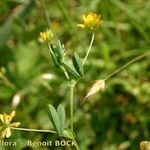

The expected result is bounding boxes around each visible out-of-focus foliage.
[0,0,149,149]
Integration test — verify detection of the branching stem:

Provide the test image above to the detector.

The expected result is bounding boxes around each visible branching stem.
[82,33,95,66]
[11,127,56,133]
[104,52,149,81]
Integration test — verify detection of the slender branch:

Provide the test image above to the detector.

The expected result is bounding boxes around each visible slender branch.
[60,66,70,80]
[104,52,150,81]
[82,33,95,66]
[74,140,80,150]
[0,74,16,89]
[11,127,56,133]
[48,43,54,54]
[40,0,51,26]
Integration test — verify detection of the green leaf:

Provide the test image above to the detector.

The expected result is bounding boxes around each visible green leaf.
[72,52,84,78]
[53,45,63,59]
[51,42,65,60]
[57,40,65,58]
[62,61,80,78]
[61,44,66,52]
[50,50,60,68]
[57,104,66,134]
[47,104,61,135]
[51,45,64,66]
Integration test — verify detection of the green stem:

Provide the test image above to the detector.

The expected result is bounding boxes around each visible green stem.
[11,127,56,133]
[40,0,51,26]
[48,43,54,54]
[104,52,150,81]
[69,80,76,131]
[82,33,95,66]
[70,86,74,131]
[74,140,80,150]
[60,66,70,80]
[0,74,16,89]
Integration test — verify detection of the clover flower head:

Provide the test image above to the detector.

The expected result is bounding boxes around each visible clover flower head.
[77,12,103,30]
[0,111,20,138]
[40,29,54,43]
[140,141,150,150]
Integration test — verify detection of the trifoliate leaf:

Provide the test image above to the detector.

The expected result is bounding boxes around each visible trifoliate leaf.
[47,104,61,135]
[72,52,84,78]
[62,61,80,78]
[57,104,66,134]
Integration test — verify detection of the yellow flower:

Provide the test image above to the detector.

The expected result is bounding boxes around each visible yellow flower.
[40,29,54,42]
[77,12,103,30]
[140,141,150,150]
[0,111,20,138]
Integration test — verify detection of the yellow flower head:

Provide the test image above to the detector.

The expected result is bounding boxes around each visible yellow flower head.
[140,141,150,150]
[0,111,20,138]
[40,29,54,43]
[77,12,103,30]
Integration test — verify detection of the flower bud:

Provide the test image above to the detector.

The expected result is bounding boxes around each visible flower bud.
[40,29,54,43]
[83,80,105,102]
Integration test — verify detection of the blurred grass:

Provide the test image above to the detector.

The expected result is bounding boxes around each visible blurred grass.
[0,0,150,150]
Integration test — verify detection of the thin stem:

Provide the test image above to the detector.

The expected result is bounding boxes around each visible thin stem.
[60,66,70,80]
[69,80,76,131]
[11,127,56,133]
[40,0,51,26]
[82,33,95,66]
[74,140,80,150]
[48,43,54,54]
[0,74,16,89]
[70,84,74,131]
[3,77,16,89]
[104,52,150,81]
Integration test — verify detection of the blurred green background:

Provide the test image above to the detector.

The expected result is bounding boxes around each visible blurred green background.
[0,0,149,150]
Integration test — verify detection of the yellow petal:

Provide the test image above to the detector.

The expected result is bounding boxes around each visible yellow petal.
[82,14,86,22]
[6,127,11,138]
[0,114,4,123]
[3,113,10,124]
[9,111,16,123]
[86,14,94,22]
[1,127,11,138]
[77,24,85,28]
[1,130,6,138]
[0,111,16,125]
[140,141,150,150]
[10,122,21,127]
[40,30,54,42]
[78,12,103,30]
